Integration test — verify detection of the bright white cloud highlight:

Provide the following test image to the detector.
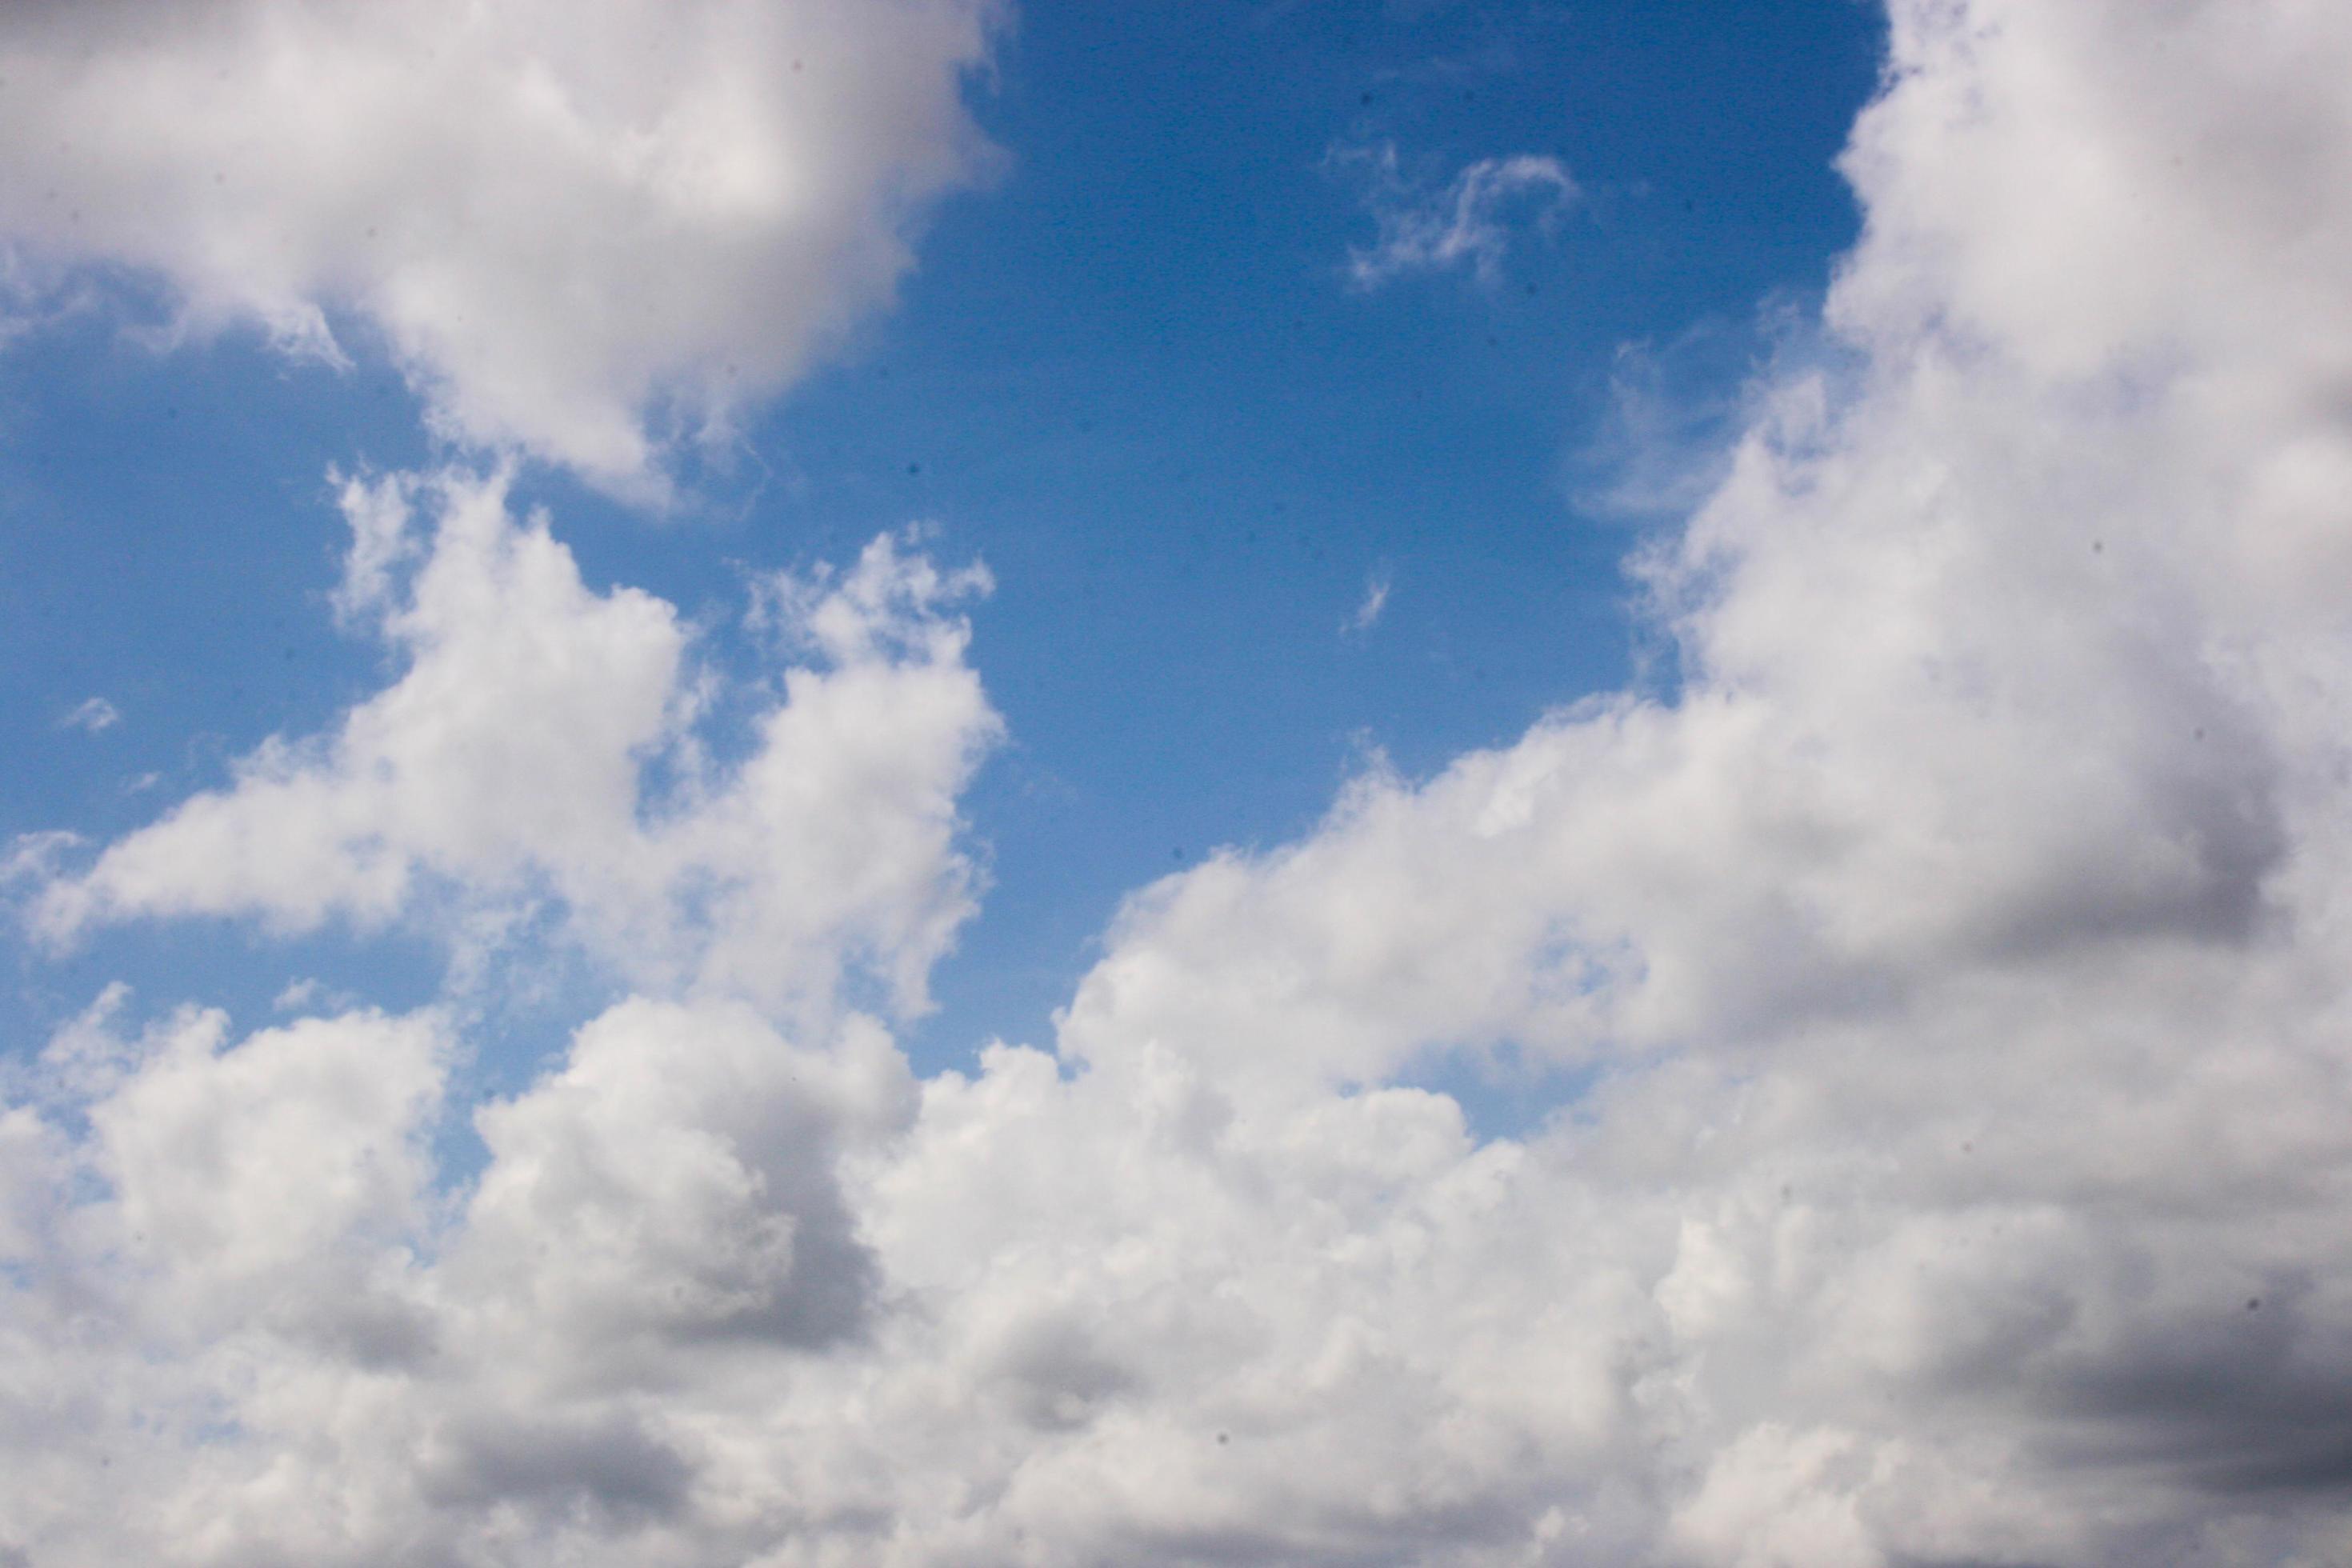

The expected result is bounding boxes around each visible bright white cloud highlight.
[1337,142,1578,287]
[0,0,1002,491]
[10,1,2352,1564]
[38,468,1001,1022]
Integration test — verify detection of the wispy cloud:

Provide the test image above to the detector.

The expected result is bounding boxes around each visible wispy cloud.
[57,697,119,734]
[1334,142,1577,288]
[1342,567,1393,634]
[1,828,82,887]
[1570,298,1837,523]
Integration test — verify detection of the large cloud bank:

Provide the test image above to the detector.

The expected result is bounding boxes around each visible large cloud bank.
[0,0,1000,489]
[11,0,2352,1563]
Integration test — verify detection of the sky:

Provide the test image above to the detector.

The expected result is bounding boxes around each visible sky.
[4,1,2352,1564]
[0,0,1879,1090]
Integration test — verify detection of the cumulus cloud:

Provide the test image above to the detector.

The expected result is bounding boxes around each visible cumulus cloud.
[2,985,910,1565]
[1335,142,1578,288]
[36,467,1002,1022]
[0,0,1002,491]
[10,1,2352,1564]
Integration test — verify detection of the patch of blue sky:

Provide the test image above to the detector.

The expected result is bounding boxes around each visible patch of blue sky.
[1,0,1883,1110]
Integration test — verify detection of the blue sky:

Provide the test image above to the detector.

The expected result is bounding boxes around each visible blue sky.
[1,0,1879,1081]
[11,2,2349,1562]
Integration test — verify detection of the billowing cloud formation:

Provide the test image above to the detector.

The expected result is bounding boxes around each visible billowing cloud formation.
[37,469,1000,1021]
[0,0,1000,489]
[10,1,2352,1564]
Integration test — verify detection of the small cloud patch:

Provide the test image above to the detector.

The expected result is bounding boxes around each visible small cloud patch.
[1343,567,1394,635]
[1333,142,1577,289]
[58,698,119,734]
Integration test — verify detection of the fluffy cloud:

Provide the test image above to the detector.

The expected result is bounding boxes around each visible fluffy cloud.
[0,0,1001,490]
[36,468,1000,1022]
[10,0,2352,1563]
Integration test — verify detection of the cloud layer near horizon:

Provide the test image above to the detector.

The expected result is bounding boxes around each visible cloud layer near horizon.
[11,1,2352,1564]
[0,0,1000,490]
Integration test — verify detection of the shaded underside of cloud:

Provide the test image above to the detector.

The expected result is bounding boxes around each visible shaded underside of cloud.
[9,1,2352,1564]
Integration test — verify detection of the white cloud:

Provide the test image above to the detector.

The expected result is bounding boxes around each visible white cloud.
[1342,567,1392,634]
[0,0,1002,493]
[76,1000,450,1338]
[1336,142,1578,288]
[0,830,80,892]
[56,698,118,734]
[36,468,1002,1024]
[1569,306,1822,523]
[10,1,2352,1563]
